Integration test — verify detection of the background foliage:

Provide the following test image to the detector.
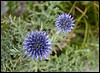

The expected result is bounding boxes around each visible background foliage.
[1,1,99,72]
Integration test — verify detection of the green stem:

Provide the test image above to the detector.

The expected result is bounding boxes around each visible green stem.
[35,61,38,72]
[52,31,60,44]
[51,31,60,54]
[80,18,88,49]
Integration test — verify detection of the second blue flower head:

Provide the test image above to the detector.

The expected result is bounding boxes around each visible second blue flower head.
[55,13,75,34]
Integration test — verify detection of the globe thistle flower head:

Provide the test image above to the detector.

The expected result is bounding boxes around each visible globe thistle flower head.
[23,30,52,61]
[55,13,75,34]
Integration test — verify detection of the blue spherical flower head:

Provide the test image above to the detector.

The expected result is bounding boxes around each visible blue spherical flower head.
[55,13,75,34]
[23,30,52,61]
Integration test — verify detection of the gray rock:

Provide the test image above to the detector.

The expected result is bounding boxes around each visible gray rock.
[1,1,8,17]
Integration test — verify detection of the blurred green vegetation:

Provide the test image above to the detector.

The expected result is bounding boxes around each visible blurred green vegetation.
[1,1,99,72]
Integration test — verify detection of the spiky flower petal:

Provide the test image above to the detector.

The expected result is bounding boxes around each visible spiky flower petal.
[23,30,52,61]
[55,13,75,34]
